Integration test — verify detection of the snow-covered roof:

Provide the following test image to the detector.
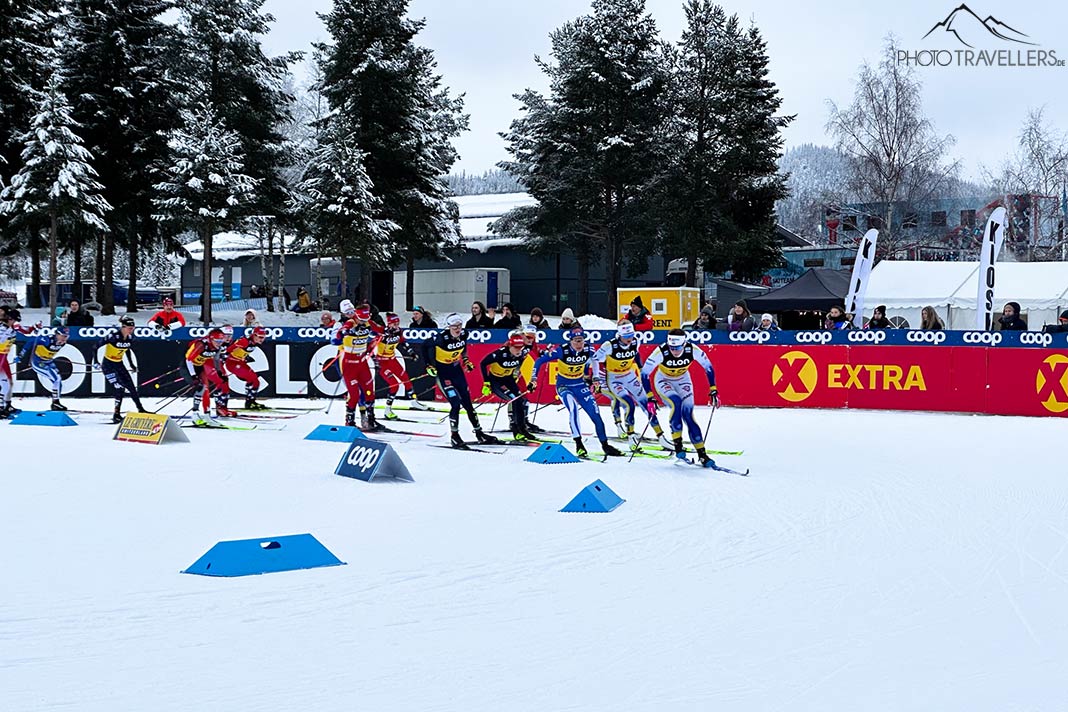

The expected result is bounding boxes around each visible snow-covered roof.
[866,261,979,309]
[451,192,537,219]
[184,231,301,262]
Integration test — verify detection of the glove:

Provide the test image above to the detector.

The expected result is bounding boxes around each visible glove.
[463,359,475,373]
[481,383,492,397]
[92,361,101,371]
[645,400,658,417]
[526,380,537,393]
[425,365,437,378]
[709,385,720,407]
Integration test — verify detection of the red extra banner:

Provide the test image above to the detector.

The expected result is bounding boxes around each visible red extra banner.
[459,343,1068,418]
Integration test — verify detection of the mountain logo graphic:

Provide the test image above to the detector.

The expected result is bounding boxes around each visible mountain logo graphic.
[922,4,1036,48]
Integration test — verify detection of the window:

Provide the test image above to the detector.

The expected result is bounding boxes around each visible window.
[960,209,976,227]
[865,215,884,231]
[193,262,202,277]
[904,212,919,228]
[931,211,947,227]
[803,258,825,267]
[842,215,857,231]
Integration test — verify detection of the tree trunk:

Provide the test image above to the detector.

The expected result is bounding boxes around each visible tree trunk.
[200,225,213,324]
[277,227,286,311]
[101,232,115,315]
[406,250,415,312]
[127,219,140,313]
[606,235,620,320]
[339,253,348,302]
[685,249,698,288]
[72,233,83,303]
[48,210,58,321]
[94,232,103,305]
[265,224,275,311]
[257,223,268,307]
[29,236,42,309]
[313,236,321,306]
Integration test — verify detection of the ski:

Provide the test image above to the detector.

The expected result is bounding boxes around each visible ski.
[374,403,493,417]
[233,404,324,413]
[178,419,257,431]
[429,444,506,455]
[366,424,442,438]
[227,412,300,421]
[678,458,749,475]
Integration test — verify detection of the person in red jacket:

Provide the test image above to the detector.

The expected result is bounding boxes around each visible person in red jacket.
[226,326,268,409]
[332,302,382,430]
[184,327,233,422]
[376,312,428,420]
[625,296,654,330]
[149,297,186,330]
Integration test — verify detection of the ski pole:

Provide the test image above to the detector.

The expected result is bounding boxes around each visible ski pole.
[139,367,182,388]
[703,402,717,441]
[627,416,655,463]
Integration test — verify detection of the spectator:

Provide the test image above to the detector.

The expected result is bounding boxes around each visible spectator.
[558,308,580,330]
[249,284,264,299]
[997,301,1027,331]
[51,306,67,327]
[624,296,654,331]
[528,307,549,330]
[757,313,780,332]
[824,305,852,330]
[867,305,892,329]
[360,300,385,327]
[494,302,522,329]
[920,305,944,331]
[292,286,313,314]
[1042,309,1068,334]
[727,301,755,331]
[320,311,336,330]
[148,297,186,329]
[65,299,94,327]
[409,306,438,329]
[242,309,259,327]
[690,306,717,331]
[466,301,494,329]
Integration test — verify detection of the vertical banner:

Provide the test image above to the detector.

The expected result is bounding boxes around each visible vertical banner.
[844,229,879,328]
[976,207,1007,331]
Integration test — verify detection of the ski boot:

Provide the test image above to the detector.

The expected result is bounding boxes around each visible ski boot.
[628,433,643,452]
[451,431,469,450]
[600,440,623,457]
[525,421,544,434]
[614,420,627,440]
[512,425,534,442]
[245,398,268,411]
[409,397,429,411]
[51,399,68,411]
[6,402,21,416]
[366,409,383,432]
[344,407,356,427]
[216,406,238,418]
[573,437,589,458]
[359,409,370,430]
[111,408,124,424]
[0,405,10,420]
[475,428,501,445]
[658,433,675,451]
[697,450,715,469]
[384,400,399,421]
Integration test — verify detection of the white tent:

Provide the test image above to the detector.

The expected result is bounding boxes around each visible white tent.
[864,261,978,328]
[865,260,1068,330]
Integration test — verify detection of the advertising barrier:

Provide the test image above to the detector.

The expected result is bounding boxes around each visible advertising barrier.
[7,327,1068,418]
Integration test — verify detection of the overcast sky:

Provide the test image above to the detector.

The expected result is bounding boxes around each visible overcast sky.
[262,0,1068,180]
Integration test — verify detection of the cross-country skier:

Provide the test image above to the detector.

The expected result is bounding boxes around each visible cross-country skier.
[376,312,428,420]
[422,312,500,449]
[226,326,268,409]
[518,324,545,434]
[480,329,535,440]
[592,321,673,451]
[332,302,382,430]
[640,328,718,467]
[94,315,147,423]
[530,327,623,459]
[19,326,70,411]
[184,327,233,423]
[0,306,39,418]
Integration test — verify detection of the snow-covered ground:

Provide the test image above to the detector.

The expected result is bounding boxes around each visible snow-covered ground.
[3,399,1067,711]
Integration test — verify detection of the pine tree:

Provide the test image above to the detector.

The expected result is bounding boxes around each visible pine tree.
[153,105,256,324]
[299,122,397,300]
[0,68,111,318]
[63,0,183,313]
[316,0,466,307]
[500,0,668,314]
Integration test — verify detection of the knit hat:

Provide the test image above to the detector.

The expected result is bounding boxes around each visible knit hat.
[530,307,544,317]
[875,305,887,314]
[1007,301,1021,315]
[761,313,773,323]
[1059,309,1068,322]
[560,308,575,320]
[700,305,715,317]
[631,296,644,309]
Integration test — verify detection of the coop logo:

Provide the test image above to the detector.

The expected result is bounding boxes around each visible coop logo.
[962,331,1003,345]
[297,327,330,339]
[729,331,771,344]
[794,331,832,345]
[466,329,493,343]
[906,330,947,344]
[898,5,1064,67]
[848,330,887,344]
[1036,354,1068,413]
[1019,332,1053,347]
[688,331,715,344]
[772,351,819,403]
[345,445,382,473]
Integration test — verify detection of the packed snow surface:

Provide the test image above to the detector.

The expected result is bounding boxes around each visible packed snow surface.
[3,398,1067,711]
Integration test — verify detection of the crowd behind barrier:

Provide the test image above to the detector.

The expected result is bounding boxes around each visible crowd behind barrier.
[8,326,1068,418]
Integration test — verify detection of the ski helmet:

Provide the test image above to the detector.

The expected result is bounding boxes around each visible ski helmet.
[507,330,526,347]
[339,299,356,317]
[250,326,268,341]
[119,315,135,328]
[386,312,401,327]
[355,305,372,322]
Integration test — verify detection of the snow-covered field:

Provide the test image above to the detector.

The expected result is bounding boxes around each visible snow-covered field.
[3,398,1067,711]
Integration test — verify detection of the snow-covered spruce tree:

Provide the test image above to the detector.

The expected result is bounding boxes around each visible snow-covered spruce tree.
[299,122,397,301]
[153,105,256,324]
[500,0,668,313]
[0,68,111,319]
[63,0,183,313]
[659,1,791,285]
[316,0,466,306]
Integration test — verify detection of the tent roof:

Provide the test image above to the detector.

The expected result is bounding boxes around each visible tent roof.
[745,268,851,312]
[866,261,978,309]
[950,261,1068,311]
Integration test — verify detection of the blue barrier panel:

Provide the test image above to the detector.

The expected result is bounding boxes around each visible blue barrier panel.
[560,479,625,513]
[335,438,414,482]
[526,442,581,464]
[305,424,367,442]
[9,410,78,427]
[182,533,345,577]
